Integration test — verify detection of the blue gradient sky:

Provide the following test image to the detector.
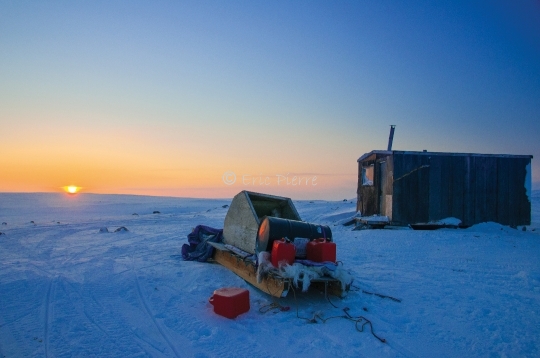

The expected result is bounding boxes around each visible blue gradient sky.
[1,0,539,199]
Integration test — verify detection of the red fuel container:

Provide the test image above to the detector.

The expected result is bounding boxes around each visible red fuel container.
[271,238,296,268]
[209,287,250,319]
[306,238,336,263]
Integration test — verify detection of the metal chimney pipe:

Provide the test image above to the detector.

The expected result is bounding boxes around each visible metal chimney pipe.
[387,125,396,151]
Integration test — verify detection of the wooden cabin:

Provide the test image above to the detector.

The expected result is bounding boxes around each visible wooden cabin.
[356,150,533,227]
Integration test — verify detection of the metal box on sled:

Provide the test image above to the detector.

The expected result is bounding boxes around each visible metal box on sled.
[223,191,301,254]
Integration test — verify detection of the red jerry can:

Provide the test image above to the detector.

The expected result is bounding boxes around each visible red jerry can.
[306,238,336,263]
[209,287,250,319]
[271,238,296,268]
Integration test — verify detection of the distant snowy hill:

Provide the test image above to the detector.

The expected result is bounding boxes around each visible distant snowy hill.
[0,191,539,357]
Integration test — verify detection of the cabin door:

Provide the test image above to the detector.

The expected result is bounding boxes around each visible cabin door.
[378,161,391,218]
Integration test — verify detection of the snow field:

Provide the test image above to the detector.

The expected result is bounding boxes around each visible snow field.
[0,192,539,357]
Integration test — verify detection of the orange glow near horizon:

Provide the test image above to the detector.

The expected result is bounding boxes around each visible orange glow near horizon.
[0,120,359,199]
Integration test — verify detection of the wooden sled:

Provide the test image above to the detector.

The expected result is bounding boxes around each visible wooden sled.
[210,242,349,299]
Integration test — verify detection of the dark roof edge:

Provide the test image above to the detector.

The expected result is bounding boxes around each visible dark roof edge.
[392,150,533,159]
[358,150,533,162]
[357,150,392,162]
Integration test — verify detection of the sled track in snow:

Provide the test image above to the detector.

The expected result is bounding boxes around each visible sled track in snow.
[134,273,181,358]
[63,279,150,356]
[43,278,55,358]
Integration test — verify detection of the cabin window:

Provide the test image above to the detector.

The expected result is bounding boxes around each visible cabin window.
[362,164,374,186]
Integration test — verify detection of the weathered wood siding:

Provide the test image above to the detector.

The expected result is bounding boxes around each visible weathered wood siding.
[390,152,531,226]
[379,156,394,218]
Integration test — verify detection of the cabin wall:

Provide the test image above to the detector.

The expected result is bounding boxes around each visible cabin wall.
[390,153,531,226]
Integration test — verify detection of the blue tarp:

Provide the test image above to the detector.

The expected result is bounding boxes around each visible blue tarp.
[181,225,223,262]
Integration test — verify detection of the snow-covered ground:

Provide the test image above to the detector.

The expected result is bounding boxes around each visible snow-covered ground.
[1,191,539,357]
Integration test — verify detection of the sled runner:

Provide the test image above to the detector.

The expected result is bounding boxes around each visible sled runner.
[210,241,349,299]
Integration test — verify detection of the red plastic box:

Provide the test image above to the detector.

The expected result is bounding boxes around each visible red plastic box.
[209,287,250,319]
[306,238,336,263]
[271,238,296,268]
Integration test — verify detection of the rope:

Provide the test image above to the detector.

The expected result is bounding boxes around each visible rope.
[325,292,339,308]
[259,302,289,314]
[350,285,401,303]
[257,264,388,343]
[291,284,318,323]
[292,285,386,343]
[359,288,401,303]
[258,277,291,313]
[316,308,386,343]
[343,308,386,343]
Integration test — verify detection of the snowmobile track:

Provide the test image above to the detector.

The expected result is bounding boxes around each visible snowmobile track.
[134,272,181,358]
[43,277,56,358]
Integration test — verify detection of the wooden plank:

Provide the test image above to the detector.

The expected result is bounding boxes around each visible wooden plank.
[473,156,485,223]
[417,157,430,223]
[213,249,288,298]
[450,156,466,222]
[496,157,511,225]
[463,156,475,226]
[472,156,498,223]
[393,153,412,224]
[379,161,387,216]
[383,158,394,218]
[391,154,404,223]
[359,185,378,216]
[392,153,405,178]
[441,155,452,220]
[398,155,411,224]
[484,157,498,222]
[373,161,380,213]
[507,158,520,226]
[405,154,419,224]
[356,162,363,212]
[428,155,442,222]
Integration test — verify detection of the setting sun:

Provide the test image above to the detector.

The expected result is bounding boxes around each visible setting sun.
[64,185,80,194]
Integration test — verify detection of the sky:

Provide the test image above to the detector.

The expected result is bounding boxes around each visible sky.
[1,0,539,200]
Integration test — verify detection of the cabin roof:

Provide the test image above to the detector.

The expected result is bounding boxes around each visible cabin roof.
[357,150,533,162]
[357,150,392,162]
